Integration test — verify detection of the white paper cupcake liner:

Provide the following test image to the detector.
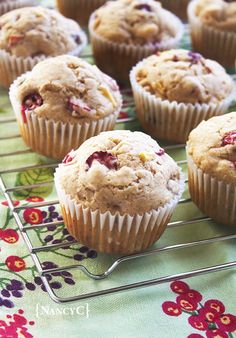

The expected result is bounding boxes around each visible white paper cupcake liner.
[57,0,106,26]
[160,0,190,21]
[0,30,87,88]
[188,0,236,70]
[130,60,235,143]
[9,73,121,160]
[0,0,37,15]
[187,153,236,226]
[54,168,185,254]
[88,11,184,83]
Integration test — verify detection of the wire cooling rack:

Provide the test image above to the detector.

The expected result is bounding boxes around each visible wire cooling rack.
[0,46,236,303]
[1,104,236,304]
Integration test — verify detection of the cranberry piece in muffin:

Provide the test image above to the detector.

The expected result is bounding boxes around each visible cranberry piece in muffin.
[86,151,118,170]
[67,97,91,117]
[21,93,43,123]
[221,131,236,146]
[134,4,152,12]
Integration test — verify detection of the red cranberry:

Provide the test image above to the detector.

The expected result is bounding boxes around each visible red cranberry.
[67,97,91,116]
[8,34,24,47]
[62,150,74,164]
[86,151,118,170]
[221,131,236,146]
[172,55,179,62]
[156,148,165,156]
[21,93,43,123]
[135,4,152,11]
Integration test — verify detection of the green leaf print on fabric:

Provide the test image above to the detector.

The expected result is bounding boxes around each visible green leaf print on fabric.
[13,164,54,200]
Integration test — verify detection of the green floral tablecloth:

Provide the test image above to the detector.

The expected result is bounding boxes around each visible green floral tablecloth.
[0,2,236,338]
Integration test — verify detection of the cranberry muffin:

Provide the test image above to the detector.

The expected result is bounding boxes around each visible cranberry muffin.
[187,112,236,226]
[188,0,236,69]
[9,55,122,160]
[89,0,183,83]
[130,49,234,142]
[54,130,184,253]
[0,6,87,87]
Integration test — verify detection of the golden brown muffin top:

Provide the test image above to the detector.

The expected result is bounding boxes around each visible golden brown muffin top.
[133,49,234,104]
[187,112,236,183]
[57,130,182,215]
[194,0,236,32]
[0,6,86,57]
[12,55,122,123]
[91,0,182,45]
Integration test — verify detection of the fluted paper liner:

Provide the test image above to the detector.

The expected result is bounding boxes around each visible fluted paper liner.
[188,0,236,70]
[54,168,185,254]
[57,0,106,27]
[89,11,184,84]
[9,73,121,160]
[130,60,235,143]
[187,153,236,226]
[0,30,87,88]
[0,0,37,15]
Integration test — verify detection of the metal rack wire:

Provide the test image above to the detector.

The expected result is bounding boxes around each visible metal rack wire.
[1,38,236,302]
[1,107,236,304]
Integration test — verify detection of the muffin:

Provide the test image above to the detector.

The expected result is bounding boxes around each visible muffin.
[89,0,184,84]
[0,6,87,87]
[0,0,37,15]
[187,112,236,226]
[54,130,184,254]
[159,0,190,21]
[56,0,107,27]
[9,55,122,160]
[130,49,235,143]
[188,0,236,70]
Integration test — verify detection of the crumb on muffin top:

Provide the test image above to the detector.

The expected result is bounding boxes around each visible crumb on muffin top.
[91,0,181,45]
[134,49,234,104]
[13,55,122,123]
[0,6,85,57]
[194,0,236,32]
[57,130,182,215]
[187,112,236,183]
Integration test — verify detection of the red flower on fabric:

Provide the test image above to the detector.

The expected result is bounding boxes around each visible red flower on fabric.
[206,329,229,338]
[0,309,34,338]
[1,200,20,207]
[188,315,208,331]
[198,307,220,323]
[170,280,190,294]
[216,314,236,332]
[204,300,225,314]
[23,208,43,224]
[176,295,198,311]
[26,196,44,203]
[162,301,182,316]
[5,256,26,272]
[0,229,19,244]
[162,280,235,337]
[185,290,203,303]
